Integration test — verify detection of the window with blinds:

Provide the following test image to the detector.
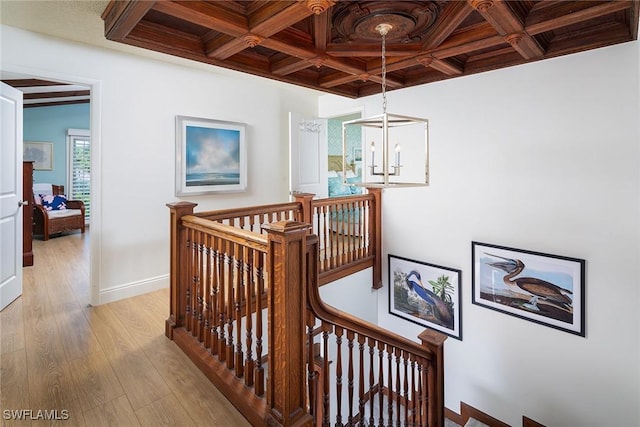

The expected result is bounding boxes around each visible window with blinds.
[67,129,91,222]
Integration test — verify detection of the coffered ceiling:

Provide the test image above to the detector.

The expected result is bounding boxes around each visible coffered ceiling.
[102,0,640,98]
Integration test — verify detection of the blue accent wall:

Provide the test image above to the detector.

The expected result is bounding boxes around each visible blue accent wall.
[23,103,90,185]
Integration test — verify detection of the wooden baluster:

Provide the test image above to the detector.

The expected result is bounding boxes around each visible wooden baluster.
[234,242,244,377]
[339,202,346,267]
[378,342,385,427]
[189,229,200,336]
[403,351,409,427]
[395,348,401,427]
[417,361,425,426]
[307,312,317,421]
[184,228,193,331]
[358,200,365,258]
[210,237,220,355]
[187,228,196,333]
[349,201,355,264]
[347,330,355,427]
[226,240,236,370]
[357,334,365,427]
[195,230,204,339]
[410,355,417,427]
[322,322,331,427]
[327,204,333,271]
[388,346,393,426]
[254,250,265,396]
[335,326,343,427]
[244,246,254,387]
[368,337,375,426]
[203,233,211,349]
[322,206,329,272]
[217,238,227,362]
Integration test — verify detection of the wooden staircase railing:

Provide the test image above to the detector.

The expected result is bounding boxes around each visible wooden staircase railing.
[166,196,446,427]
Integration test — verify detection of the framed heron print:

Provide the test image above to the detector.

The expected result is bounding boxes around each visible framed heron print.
[389,255,462,340]
[472,241,586,336]
[175,116,247,196]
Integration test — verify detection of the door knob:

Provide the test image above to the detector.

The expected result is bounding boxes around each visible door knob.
[18,200,29,207]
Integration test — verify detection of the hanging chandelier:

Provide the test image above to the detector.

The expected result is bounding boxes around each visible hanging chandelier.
[342,23,430,188]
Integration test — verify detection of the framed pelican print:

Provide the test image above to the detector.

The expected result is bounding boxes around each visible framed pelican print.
[472,241,586,337]
[389,255,462,340]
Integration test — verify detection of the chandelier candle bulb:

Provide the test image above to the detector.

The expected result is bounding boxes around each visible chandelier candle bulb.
[370,141,376,166]
[395,144,401,166]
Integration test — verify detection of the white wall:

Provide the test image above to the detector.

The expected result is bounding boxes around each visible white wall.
[320,42,640,426]
[2,25,319,304]
[319,268,378,325]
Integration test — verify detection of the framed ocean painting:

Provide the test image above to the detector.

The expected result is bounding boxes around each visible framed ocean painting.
[175,116,247,196]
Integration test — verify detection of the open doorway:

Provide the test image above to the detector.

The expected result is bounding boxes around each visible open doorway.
[325,112,363,197]
[1,72,94,305]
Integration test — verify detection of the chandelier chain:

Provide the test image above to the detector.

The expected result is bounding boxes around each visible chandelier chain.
[381,30,387,114]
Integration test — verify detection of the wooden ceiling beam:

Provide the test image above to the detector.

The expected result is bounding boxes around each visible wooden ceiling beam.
[416,57,464,75]
[318,66,403,89]
[24,99,90,109]
[263,32,368,78]
[326,43,421,57]
[422,1,475,50]
[152,1,248,37]
[102,0,156,41]
[272,56,312,76]
[469,0,544,59]
[313,8,330,51]
[23,90,90,99]
[205,1,335,61]
[526,1,634,35]
[2,79,69,87]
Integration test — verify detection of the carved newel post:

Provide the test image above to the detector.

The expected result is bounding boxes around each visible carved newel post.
[263,221,314,427]
[165,201,197,339]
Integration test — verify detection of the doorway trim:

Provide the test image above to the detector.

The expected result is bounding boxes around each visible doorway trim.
[4,64,102,306]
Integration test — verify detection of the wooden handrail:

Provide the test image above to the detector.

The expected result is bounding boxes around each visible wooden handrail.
[182,215,268,250]
[304,232,446,426]
[305,234,440,365]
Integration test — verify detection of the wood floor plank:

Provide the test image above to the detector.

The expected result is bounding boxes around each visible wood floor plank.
[85,304,171,410]
[0,349,30,423]
[68,350,125,412]
[107,295,166,349]
[55,302,102,361]
[0,296,25,354]
[135,394,196,427]
[145,337,251,426]
[83,395,140,427]
[22,282,79,410]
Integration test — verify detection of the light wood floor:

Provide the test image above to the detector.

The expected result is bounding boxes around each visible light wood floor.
[0,231,250,426]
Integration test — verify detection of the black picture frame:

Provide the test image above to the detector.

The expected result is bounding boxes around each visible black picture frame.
[388,254,462,340]
[472,241,586,337]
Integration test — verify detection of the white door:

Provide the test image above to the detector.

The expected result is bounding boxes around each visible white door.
[0,82,24,311]
[289,112,328,198]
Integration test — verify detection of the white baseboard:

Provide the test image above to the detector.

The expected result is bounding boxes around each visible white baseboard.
[98,274,169,305]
